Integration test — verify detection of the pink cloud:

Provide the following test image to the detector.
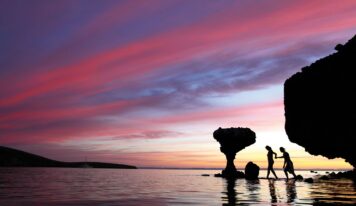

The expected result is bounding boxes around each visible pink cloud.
[150,101,283,125]
[2,0,356,107]
[1,1,356,167]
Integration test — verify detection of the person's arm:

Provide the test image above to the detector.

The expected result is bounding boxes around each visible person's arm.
[283,159,286,168]
[277,153,285,159]
[273,152,277,158]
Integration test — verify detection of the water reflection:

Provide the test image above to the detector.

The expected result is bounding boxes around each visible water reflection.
[268,179,298,204]
[221,177,356,205]
[246,179,260,203]
[286,180,297,203]
[311,179,356,205]
[222,178,261,205]
[1,168,356,205]
[222,178,237,206]
[268,179,277,204]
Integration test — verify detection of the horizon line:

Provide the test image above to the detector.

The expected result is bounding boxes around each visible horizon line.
[138,167,351,171]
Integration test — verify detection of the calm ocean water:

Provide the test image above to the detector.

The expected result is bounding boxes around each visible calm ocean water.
[0,168,355,205]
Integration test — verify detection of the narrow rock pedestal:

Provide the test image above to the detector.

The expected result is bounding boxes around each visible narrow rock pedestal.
[213,127,256,178]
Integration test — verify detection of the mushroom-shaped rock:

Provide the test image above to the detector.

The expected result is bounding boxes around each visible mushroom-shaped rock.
[284,34,356,169]
[213,127,256,178]
[244,162,260,180]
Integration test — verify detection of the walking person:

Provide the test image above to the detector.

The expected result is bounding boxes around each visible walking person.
[277,147,297,180]
[265,146,278,179]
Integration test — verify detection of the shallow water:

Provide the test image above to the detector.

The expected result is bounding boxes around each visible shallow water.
[0,168,355,205]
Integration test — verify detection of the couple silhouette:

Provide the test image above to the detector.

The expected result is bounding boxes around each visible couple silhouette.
[265,146,297,180]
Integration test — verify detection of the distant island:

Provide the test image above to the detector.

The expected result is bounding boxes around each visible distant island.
[0,146,137,169]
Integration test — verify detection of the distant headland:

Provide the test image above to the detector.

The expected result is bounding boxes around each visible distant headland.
[0,146,137,169]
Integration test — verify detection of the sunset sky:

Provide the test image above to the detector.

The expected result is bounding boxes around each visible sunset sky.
[1,0,356,169]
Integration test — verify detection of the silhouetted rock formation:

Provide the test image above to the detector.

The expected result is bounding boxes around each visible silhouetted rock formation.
[284,35,356,169]
[0,146,137,169]
[214,171,245,178]
[296,175,303,180]
[304,171,355,183]
[304,178,314,183]
[322,170,356,180]
[319,175,330,180]
[244,161,260,180]
[213,127,256,178]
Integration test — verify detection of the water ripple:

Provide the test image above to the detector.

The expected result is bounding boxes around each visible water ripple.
[0,168,355,205]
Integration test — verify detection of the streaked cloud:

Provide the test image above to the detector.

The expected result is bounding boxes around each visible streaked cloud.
[1,0,355,169]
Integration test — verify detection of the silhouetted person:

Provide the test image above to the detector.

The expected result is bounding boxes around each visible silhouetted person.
[265,146,278,179]
[277,147,297,180]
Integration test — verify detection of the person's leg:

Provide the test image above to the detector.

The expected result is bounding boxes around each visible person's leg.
[291,170,297,178]
[271,168,278,179]
[284,169,289,180]
[267,167,271,178]
[290,164,297,178]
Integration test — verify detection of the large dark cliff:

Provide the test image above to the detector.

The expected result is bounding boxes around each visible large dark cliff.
[284,35,356,168]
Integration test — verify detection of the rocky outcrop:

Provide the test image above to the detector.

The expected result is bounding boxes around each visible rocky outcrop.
[284,35,356,168]
[325,170,355,180]
[244,161,260,180]
[213,127,256,178]
[304,178,314,183]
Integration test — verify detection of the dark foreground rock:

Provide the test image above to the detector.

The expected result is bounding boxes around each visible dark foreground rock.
[296,175,303,180]
[0,146,137,169]
[304,178,314,183]
[326,170,356,179]
[213,127,256,178]
[284,35,356,169]
[244,162,260,180]
[303,170,355,183]
[319,175,330,180]
[214,171,245,178]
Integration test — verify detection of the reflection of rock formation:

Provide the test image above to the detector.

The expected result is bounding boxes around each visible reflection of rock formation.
[244,162,260,180]
[213,127,256,178]
[222,178,237,206]
[245,179,261,203]
[284,35,356,168]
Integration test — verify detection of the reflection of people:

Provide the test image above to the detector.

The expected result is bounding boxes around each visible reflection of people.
[268,179,277,203]
[265,146,278,179]
[286,179,297,203]
[277,147,297,180]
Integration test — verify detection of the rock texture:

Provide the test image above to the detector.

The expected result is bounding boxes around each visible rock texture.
[244,161,260,180]
[284,35,356,168]
[213,127,256,178]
